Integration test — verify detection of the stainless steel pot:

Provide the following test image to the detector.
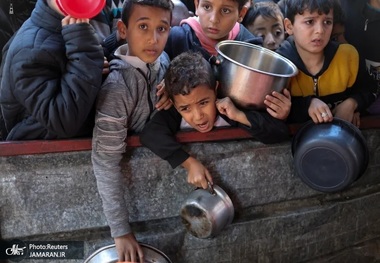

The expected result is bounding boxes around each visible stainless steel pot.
[215,40,298,109]
[292,118,369,193]
[84,243,172,263]
[180,184,234,239]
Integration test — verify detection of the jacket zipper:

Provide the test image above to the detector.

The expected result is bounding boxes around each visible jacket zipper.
[136,67,154,118]
[313,77,318,96]
[364,18,369,31]
[9,3,14,14]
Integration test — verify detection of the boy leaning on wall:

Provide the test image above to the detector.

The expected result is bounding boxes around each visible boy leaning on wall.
[91,0,173,262]
[140,51,290,192]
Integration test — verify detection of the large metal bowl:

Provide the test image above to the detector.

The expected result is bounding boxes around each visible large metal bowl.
[215,40,298,109]
[84,243,172,263]
[292,118,369,193]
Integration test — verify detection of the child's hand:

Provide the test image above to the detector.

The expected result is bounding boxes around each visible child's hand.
[103,57,110,75]
[114,233,144,263]
[61,16,89,26]
[155,80,172,110]
[308,98,333,123]
[181,156,213,189]
[333,98,358,126]
[264,89,291,120]
[216,97,251,127]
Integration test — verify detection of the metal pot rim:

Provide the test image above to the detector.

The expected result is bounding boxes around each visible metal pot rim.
[84,243,172,263]
[215,40,298,78]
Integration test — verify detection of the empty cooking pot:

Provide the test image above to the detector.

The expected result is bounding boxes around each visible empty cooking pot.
[292,118,369,193]
[214,40,298,110]
[84,243,172,263]
[180,183,234,239]
[56,0,106,18]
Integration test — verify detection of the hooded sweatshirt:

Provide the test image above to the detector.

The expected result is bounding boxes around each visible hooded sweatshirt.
[91,44,170,238]
[277,37,365,123]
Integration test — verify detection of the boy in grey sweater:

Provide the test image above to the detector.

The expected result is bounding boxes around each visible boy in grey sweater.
[91,0,173,261]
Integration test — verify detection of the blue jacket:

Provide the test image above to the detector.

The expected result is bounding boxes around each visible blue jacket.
[0,0,104,140]
[164,23,263,61]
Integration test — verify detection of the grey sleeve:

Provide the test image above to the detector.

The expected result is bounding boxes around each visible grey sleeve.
[91,84,132,238]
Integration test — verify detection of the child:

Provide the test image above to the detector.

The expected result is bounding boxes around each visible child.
[140,51,290,190]
[164,0,263,60]
[91,0,172,262]
[242,1,286,50]
[0,0,104,140]
[330,0,347,44]
[164,0,291,119]
[276,0,372,126]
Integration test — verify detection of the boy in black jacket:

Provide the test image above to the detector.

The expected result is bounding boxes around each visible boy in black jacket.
[140,51,290,189]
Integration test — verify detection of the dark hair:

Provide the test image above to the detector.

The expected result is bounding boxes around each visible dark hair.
[165,51,216,101]
[242,2,284,28]
[121,0,174,26]
[284,0,339,23]
[195,0,248,12]
[333,0,345,25]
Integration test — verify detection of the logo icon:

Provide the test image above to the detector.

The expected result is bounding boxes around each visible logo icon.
[0,239,28,262]
[6,244,26,256]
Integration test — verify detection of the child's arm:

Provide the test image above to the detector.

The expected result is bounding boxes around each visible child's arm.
[92,82,143,262]
[140,107,212,189]
[11,19,103,138]
[181,156,213,189]
[140,107,189,168]
[216,97,289,144]
[216,97,251,126]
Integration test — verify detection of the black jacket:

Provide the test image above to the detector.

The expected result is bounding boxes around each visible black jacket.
[0,0,36,61]
[340,0,380,99]
[140,106,289,168]
[0,0,104,140]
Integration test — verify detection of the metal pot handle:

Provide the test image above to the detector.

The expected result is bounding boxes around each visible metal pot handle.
[194,181,216,196]
[209,55,221,81]
[207,181,216,196]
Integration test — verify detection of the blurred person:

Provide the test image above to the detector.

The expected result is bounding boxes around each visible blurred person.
[242,1,285,50]
[340,0,380,115]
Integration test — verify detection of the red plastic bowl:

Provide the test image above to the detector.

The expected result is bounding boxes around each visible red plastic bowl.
[57,0,106,18]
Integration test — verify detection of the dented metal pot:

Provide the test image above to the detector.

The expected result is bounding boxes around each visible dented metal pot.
[180,184,234,239]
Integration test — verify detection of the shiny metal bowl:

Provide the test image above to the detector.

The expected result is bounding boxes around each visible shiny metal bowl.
[215,40,298,109]
[84,243,172,263]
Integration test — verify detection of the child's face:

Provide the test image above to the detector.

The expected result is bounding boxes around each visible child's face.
[246,14,285,51]
[284,9,333,56]
[331,23,347,44]
[119,5,171,63]
[194,0,245,41]
[173,84,217,133]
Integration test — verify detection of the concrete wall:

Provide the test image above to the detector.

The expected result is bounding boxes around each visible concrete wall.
[1,129,380,262]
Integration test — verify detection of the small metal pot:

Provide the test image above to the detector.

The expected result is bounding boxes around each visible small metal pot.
[84,243,172,263]
[292,118,369,193]
[180,184,234,239]
[214,40,298,110]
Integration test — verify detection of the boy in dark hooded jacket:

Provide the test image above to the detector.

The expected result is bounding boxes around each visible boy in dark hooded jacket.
[0,0,104,140]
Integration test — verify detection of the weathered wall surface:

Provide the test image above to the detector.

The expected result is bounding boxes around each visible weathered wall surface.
[1,129,380,262]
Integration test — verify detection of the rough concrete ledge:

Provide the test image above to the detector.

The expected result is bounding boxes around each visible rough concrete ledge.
[0,129,379,262]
